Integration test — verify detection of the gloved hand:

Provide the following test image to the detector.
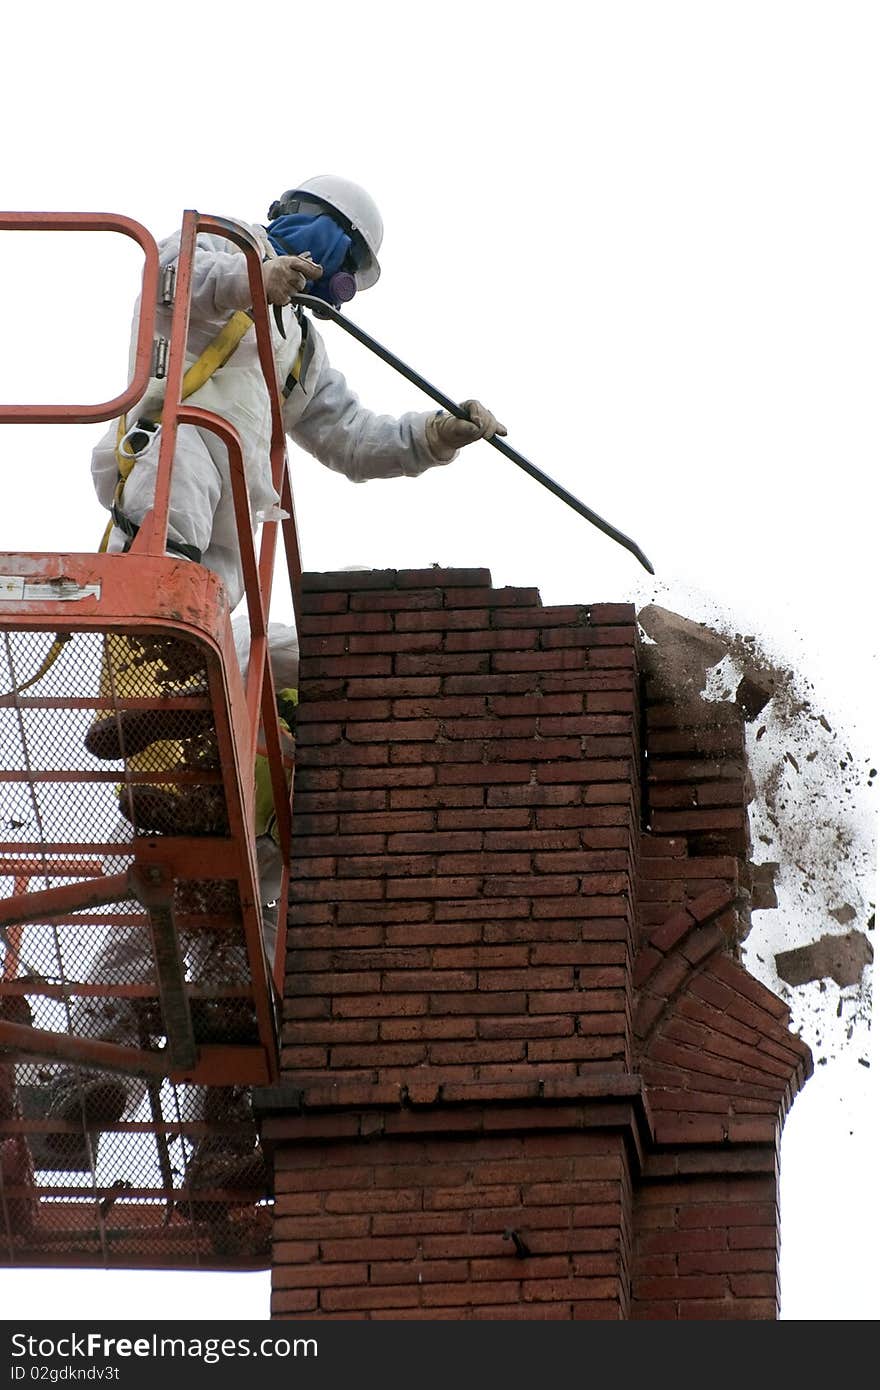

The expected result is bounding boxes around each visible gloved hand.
[262,254,323,305]
[425,399,507,461]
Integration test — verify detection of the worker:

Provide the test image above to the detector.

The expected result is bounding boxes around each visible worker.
[89,174,506,613]
[84,174,504,824]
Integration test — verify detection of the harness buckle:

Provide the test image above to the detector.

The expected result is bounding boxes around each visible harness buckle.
[118,419,161,461]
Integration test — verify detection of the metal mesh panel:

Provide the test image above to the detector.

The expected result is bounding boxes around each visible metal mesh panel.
[1,894,259,1048]
[0,1069,271,1266]
[0,621,276,1268]
[1,628,220,846]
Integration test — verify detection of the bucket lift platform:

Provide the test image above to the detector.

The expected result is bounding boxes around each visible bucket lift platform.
[0,212,301,1268]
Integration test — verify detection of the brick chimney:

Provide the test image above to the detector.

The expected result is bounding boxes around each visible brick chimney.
[256,568,811,1320]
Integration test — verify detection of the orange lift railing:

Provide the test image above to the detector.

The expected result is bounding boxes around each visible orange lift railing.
[0,211,301,1268]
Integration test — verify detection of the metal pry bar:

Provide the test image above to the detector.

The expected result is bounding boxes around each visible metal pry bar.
[289,293,655,575]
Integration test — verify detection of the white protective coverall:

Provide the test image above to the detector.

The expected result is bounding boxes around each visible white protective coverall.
[90,221,451,606]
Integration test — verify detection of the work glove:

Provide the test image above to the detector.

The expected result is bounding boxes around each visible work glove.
[262,253,323,305]
[425,399,507,461]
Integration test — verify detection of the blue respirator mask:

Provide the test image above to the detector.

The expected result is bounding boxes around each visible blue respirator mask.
[264,212,359,307]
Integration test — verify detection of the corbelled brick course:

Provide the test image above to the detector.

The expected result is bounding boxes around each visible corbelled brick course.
[261,568,810,1320]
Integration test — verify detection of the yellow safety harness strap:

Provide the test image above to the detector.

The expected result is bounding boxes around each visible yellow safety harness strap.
[282,311,310,399]
[255,688,298,843]
[1,632,73,698]
[178,310,256,405]
[103,309,258,557]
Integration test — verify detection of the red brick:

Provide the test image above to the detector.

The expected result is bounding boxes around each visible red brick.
[395,653,491,675]
[471,1255,570,1282]
[421,1281,520,1307]
[636,1229,728,1256]
[678,1248,776,1276]
[589,604,635,625]
[333,994,428,1018]
[439,763,533,786]
[400,568,492,588]
[432,991,528,1016]
[634,1274,729,1300]
[537,759,631,784]
[437,808,531,830]
[295,790,384,814]
[271,1240,321,1264]
[528,1036,624,1062]
[443,585,538,607]
[491,650,589,673]
[300,589,350,612]
[437,852,531,875]
[434,898,532,920]
[386,876,482,899]
[395,609,491,632]
[443,674,534,694]
[297,742,389,768]
[491,606,582,629]
[678,1203,778,1230]
[532,942,627,965]
[540,627,629,650]
[270,1289,319,1314]
[696,782,746,806]
[432,946,529,968]
[370,1212,468,1236]
[524,1277,620,1302]
[300,612,391,636]
[672,1298,777,1320]
[392,695,488,718]
[709,955,792,1020]
[478,1016,574,1040]
[293,833,385,858]
[584,648,636,669]
[446,629,539,652]
[539,806,632,828]
[274,1262,368,1289]
[347,677,442,697]
[729,1227,779,1250]
[379,1016,477,1041]
[319,1286,421,1311]
[650,809,745,834]
[350,589,443,611]
[273,1223,334,1255]
[390,787,481,809]
[680,923,725,966]
[576,1013,628,1036]
[490,694,583,716]
[385,923,481,946]
[633,945,663,986]
[300,654,392,678]
[283,1018,378,1044]
[369,1258,469,1286]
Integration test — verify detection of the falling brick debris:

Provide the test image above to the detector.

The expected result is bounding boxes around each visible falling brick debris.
[775,930,873,989]
[636,603,875,1062]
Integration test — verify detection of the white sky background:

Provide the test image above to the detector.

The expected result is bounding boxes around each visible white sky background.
[0,0,876,1321]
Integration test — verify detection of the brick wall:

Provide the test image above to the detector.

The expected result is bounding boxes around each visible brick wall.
[284,568,639,1091]
[259,568,811,1320]
[271,1127,634,1319]
[630,624,811,1318]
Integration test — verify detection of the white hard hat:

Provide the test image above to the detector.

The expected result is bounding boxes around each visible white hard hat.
[268,175,383,290]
